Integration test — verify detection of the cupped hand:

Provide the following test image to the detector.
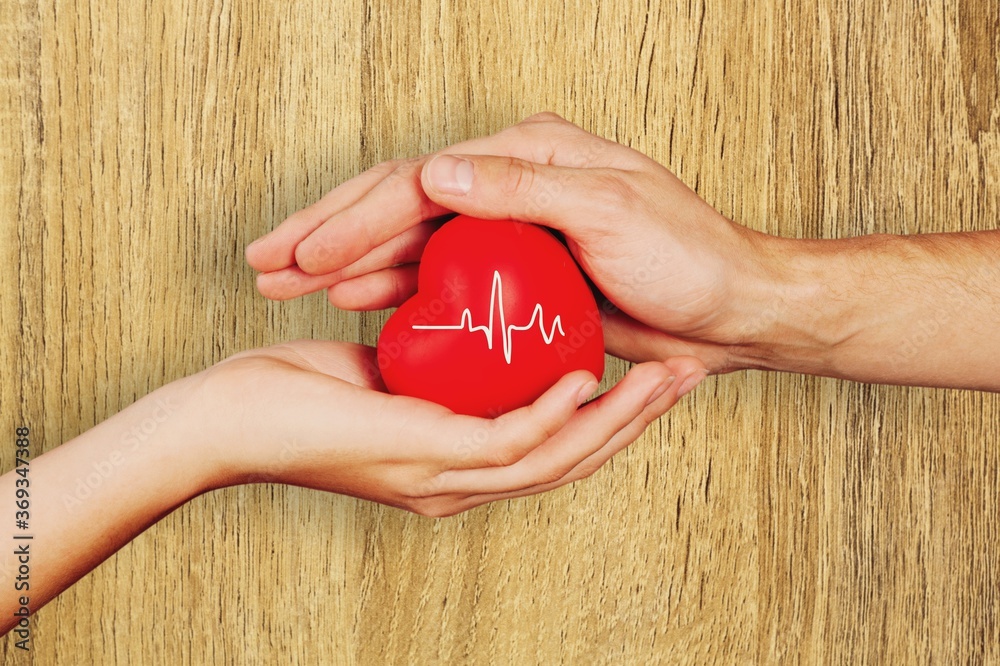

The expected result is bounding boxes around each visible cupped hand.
[200,340,706,517]
[246,113,778,372]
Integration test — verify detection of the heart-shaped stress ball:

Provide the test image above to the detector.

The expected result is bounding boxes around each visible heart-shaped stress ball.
[377,215,604,417]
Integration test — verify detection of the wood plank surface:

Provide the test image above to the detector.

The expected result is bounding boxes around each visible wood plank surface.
[1,0,998,663]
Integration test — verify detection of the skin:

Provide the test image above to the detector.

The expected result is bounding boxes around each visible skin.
[6,110,996,633]
[0,342,704,632]
[247,111,1000,391]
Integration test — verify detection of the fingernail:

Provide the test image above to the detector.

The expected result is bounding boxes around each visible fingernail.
[676,370,709,399]
[426,155,473,194]
[645,376,676,406]
[576,380,599,406]
[247,237,263,249]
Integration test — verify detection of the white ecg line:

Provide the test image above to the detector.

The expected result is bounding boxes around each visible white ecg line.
[411,270,565,365]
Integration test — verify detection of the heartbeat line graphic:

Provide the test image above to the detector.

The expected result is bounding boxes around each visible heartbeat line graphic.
[412,270,565,364]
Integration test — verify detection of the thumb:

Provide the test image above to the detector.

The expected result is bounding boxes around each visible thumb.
[420,153,598,233]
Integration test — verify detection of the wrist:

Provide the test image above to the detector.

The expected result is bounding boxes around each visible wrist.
[727,230,1000,388]
[727,232,860,376]
[190,355,322,489]
[135,372,231,497]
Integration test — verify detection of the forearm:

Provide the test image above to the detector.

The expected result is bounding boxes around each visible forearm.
[0,377,214,634]
[738,230,1000,390]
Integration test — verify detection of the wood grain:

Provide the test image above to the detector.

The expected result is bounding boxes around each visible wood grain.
[2,0,998,663]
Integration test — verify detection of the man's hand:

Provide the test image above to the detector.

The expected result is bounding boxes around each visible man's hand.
[246,112,764,373]
[247,112,1000,390]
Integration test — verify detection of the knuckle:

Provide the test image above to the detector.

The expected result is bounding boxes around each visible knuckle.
[406,471,448,499]
[370,158,403,175]
[504,120,545,146]
[406,499,434,517]
[416,192,438,222]
[537,466,569,486]
[371,157,421,185]
[388,269,403,299]
[523,111,566,124]
[397,156,425,177]
[408,497,458,518]
[502,157,538,199]
[590,171,638,212]
[384,234,409,266]
[483,412,557,468]
[526,414,561,450]
[486,442,521,468]
[353,211,377,249]
[294,241,324,271]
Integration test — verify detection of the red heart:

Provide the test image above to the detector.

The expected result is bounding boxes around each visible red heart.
[377,215,605,417]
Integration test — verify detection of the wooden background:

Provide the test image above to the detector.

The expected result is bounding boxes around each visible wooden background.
[2,0,998,663]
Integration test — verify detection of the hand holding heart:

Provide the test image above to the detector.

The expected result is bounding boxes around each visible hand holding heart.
[202,340,701,517]
[248,112,771,376]
[244,112,748,511]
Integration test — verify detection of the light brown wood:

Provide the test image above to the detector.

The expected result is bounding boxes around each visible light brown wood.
[2,0,998,662]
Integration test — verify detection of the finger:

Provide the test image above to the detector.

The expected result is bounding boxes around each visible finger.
[326,265,421,311]
[467,369,600,468]
[420,153,622,236]
[545,357,707,483]
[442,404,669,514]
[437,112,646,171]
[433,361,674,495]
[443,358,708,510]
[255,220,440,301]
[246,162,402,273]
[271,113,635,278]
[294,160,452,276]
[256,266,343,302]
[416,370,599,483]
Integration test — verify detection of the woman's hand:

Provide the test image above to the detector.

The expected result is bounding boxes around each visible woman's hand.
[0,340,705,632]
[202,340,707,517]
